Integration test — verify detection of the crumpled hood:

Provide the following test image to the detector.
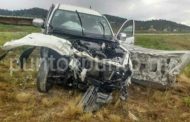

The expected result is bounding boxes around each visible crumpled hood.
[1,33,131,69]
[2,33,74,56]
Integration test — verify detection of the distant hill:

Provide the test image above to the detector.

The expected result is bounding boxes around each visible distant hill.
[104,14,190,33]
[0,8,48,18]
[0,8,190,33]
[135,20,190,33]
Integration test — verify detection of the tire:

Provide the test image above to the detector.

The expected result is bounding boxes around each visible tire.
[37,59,53,93]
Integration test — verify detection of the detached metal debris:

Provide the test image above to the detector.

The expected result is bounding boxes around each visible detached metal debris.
[124,44,190,89]
[1,4,190,111]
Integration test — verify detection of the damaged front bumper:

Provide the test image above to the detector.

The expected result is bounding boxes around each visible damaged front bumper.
[1,33,133,112]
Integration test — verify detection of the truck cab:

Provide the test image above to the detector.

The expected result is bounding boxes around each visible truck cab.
[33,4,135,45]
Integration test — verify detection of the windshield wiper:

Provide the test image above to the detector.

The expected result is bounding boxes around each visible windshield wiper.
[76,10,84,36]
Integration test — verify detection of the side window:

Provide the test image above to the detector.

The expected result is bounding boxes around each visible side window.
[116,20,135,41]
[122,25,133,37]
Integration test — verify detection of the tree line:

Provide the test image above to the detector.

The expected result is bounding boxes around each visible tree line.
[0,8,190,32]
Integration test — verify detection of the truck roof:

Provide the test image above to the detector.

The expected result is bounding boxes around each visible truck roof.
[58,4,102,16]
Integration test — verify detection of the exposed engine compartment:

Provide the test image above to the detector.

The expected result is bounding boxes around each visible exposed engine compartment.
[45,37,132,111]
[1,33,132,112]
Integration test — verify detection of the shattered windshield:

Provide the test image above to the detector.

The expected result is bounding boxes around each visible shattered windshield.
[51,10,113,40]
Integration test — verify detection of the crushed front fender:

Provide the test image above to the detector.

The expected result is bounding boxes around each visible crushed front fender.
[2,33,74,56]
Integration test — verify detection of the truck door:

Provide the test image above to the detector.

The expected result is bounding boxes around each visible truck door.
[116,20,135,45]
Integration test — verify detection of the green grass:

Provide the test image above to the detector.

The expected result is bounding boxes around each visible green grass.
[0,24,40,33]
[135,35,174,50]
[183,97,190,107]
[0,32,28,46]
[184,64,190,78]
[0,24,40,46]
[135,34,190,50]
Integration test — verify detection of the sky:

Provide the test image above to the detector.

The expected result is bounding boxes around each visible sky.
[1,0,190,26]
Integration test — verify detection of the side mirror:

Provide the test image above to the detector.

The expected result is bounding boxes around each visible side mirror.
[118,33,127,41]
[32,18,44,27]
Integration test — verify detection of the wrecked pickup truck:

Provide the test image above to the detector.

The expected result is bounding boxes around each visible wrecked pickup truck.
[1,4,190,111]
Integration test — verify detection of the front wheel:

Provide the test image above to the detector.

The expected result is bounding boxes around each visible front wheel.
[37,59,53,93]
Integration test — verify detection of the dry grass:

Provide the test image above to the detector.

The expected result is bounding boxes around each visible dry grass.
[0,64,190,121]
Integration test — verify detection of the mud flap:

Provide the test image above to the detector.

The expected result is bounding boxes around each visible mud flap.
[79,86,113,112]
[19,47,36,69]
[0,51,9,61]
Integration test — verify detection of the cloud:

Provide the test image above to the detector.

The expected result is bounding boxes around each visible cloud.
[0,0,190,26]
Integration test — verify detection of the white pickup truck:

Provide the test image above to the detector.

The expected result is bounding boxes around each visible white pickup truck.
[1,4,190,111]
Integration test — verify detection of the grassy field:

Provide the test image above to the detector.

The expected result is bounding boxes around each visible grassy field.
[0,25,190,122]
[0,24,39,32]
[136,34,190,50]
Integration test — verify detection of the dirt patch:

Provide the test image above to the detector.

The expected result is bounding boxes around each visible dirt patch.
[15,92,33,103]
